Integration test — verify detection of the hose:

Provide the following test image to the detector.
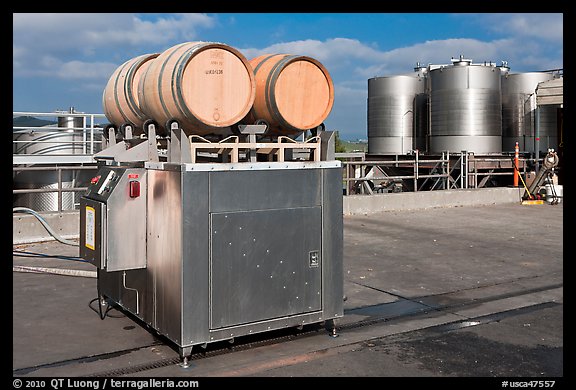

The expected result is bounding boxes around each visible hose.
[13,207,79,246]
[13,208,88,278]
[12,249,88,262]
[12,209,117,319]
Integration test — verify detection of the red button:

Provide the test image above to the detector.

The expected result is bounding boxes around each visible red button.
[129,180,140,198]
[91,175,101,184]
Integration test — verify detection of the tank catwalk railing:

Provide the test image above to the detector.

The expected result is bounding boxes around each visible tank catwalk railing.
[338,151,533,195]
[13,110,107,211]
[13,111,106,163]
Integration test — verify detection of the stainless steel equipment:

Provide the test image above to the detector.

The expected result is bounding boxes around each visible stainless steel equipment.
[13,108,85,211]
[367,73,427,154]
[428,57,502,154]
[501,72,559,153]
[80,123,343,363]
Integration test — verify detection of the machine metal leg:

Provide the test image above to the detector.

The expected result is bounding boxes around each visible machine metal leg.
[325,319,339,338]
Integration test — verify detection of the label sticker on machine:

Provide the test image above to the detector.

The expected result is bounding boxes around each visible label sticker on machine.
[85,206,95,250]
[309,250,320,268]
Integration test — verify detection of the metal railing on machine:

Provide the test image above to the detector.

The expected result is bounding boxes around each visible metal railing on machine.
[13,109,107,212]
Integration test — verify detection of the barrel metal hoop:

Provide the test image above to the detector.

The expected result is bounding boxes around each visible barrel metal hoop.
[250,54,278,121]
[123,59,142,121]
[157,43,190,122]
[252,54,277,75]
[124,54,155,122]
[112,60,132,124]
[139,55,151,115]
[265,55,300,132]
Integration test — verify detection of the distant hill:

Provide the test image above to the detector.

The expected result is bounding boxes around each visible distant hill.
[13,116,57,128]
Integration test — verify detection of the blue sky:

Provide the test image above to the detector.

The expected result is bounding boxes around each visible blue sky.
[13,13,563,140]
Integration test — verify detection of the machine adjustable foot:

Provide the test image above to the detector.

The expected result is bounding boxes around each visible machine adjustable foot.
[325,319,339,338]
[179,356,191,369]
[179,346,193,368]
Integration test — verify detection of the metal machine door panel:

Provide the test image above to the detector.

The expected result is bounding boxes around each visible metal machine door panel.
[210,207,322,329]
[80,198,106,269]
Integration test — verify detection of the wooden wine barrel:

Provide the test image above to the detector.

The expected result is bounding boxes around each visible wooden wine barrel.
[102,53,159,133]
[245,54,335,135]
[138,41,256,135]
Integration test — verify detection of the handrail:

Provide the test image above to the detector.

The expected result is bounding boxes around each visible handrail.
[13,111,107,211]
[339,151,533,195]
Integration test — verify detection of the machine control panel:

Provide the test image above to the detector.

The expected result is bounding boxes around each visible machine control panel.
[96,170,117,195]
[80,166,147,271]
[86,167,123,201]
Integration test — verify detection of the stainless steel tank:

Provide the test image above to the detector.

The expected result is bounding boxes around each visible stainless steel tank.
[367,73,427,154]
[429,57,502,154]
[501,72,559,153]
[13,108,84,211]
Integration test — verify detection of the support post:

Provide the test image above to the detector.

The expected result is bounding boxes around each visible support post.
[514,141,519,187]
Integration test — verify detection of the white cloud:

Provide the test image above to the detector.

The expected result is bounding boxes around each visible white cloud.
[57,61,119,80]
[468,13,563,41]
[13,13,215,48]
[241,38,384,65]
[244,34,559,81]
[14,53,119,81]
[13,13,216,80]
[355,38,515,78]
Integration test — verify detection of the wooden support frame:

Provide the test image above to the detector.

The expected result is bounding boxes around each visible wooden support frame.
[188,135,322,163]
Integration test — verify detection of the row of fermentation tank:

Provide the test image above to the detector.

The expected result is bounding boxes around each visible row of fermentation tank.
[368,56,562,155]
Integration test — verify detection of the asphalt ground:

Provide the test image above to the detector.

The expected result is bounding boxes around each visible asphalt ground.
[12,201,564,384]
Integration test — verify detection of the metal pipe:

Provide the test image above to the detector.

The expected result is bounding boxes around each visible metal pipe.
[57,168,62,212]
[460,152,465,188]
[535,106,541,168]
[122,271,140,315]
[414,149,419,191]
[513,142,519,187]
[13,165,96,172]
[445,151,449,189]
[12,188,87,194]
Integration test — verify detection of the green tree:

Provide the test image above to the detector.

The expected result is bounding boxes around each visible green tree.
[334,131,347,153]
